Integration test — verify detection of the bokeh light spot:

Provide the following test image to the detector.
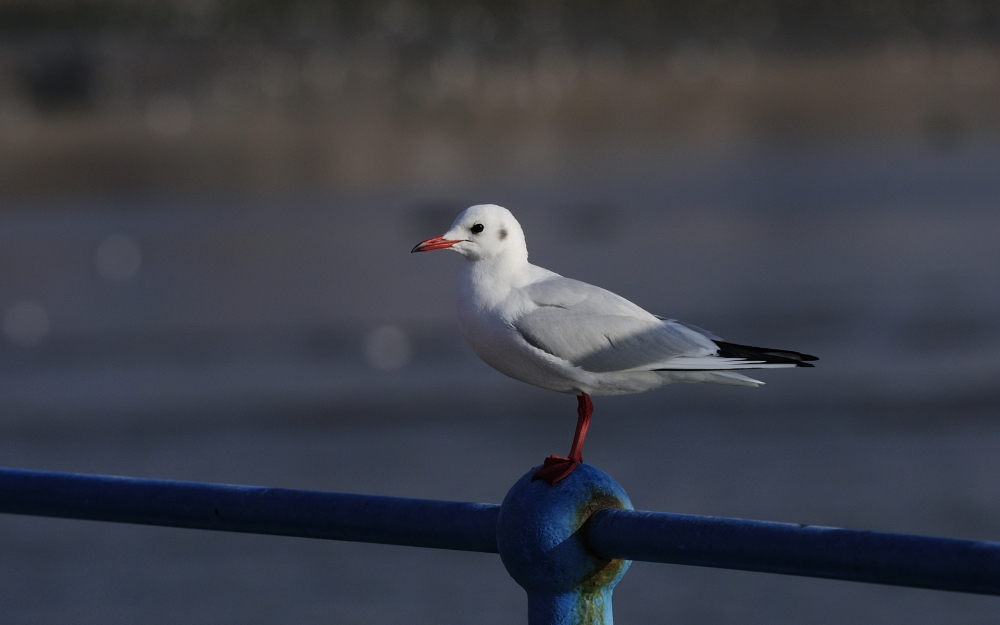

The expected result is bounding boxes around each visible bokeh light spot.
[95,234,142,282]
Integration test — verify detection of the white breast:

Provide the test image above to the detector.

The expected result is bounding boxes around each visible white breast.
[454,262,587,393]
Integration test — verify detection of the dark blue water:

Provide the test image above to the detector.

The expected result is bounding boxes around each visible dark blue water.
[1,144,999,623]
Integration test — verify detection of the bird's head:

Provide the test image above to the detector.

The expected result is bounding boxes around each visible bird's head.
[411,204,528,263]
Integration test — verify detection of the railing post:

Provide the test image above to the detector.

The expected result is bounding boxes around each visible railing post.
[497,463,633,625]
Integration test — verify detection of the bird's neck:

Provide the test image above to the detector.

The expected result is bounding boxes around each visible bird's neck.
[458,253,530,310]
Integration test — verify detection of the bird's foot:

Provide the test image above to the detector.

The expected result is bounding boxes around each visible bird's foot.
[532,455,581,485]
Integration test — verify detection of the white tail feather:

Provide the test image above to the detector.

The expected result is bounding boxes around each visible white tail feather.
[650,356,797,371]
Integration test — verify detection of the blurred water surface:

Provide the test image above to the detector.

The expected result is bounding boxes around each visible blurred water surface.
[0,142,999,622]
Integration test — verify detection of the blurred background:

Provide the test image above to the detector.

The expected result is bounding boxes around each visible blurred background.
[1,1,1000,623]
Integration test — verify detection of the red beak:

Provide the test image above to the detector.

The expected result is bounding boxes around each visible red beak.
[411,235,462,253]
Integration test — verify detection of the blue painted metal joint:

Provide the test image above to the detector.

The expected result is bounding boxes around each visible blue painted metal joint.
[497,464,633,625]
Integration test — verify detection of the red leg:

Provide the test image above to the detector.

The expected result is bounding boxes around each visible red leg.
[532,393,593,484]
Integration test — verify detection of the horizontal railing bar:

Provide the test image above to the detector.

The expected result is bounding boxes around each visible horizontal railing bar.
[0,467,499,554]
[588,509,1000,595]
[3,467,999,596]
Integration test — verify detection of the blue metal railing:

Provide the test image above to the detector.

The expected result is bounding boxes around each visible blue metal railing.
[2,464,999,624]
[589,509,1000,595]
[0,466,498,553]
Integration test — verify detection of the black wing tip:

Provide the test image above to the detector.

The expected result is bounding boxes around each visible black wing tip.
[714,340,819,367]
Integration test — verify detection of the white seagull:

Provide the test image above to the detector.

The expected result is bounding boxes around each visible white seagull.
[412,204,816,484]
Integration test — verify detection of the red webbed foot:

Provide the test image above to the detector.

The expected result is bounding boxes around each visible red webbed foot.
[532,455,581,484]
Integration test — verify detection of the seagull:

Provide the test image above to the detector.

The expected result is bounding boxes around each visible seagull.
[412,204,816,484]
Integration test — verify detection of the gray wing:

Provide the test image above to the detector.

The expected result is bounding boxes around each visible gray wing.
[513,277,717,373]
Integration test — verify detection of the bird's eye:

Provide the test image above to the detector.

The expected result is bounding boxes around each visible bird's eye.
[470,223,484,234]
